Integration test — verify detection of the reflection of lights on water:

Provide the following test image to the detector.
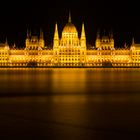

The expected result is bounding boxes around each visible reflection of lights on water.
[52,95,87,103]
[0,68,87,94]
[52,69,86,94]
[0,68,140,96]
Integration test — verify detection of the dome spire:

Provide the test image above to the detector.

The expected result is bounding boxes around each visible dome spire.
[68,11,71,23]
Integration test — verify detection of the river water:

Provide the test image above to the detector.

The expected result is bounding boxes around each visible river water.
[0,68,140,139]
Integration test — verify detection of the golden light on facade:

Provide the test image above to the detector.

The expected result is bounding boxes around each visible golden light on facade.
[0,14,140,67]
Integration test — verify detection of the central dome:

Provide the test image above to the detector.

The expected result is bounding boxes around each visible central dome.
[63,22,77,33]
[62,12,77,34]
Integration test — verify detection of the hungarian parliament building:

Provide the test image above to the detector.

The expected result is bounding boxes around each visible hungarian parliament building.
[0,14,140,67]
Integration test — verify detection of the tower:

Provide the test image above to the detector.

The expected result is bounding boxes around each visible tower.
[68,11,71,23]
[53,23,59,49]
[132,37,135,45]
[130,37,135,50]
[5,37,9,50]
[95,29,100,48]
[124,42,127,49]
[13,43,16,49]
[60,11,79,46]
[109,30,114,49]
[26,29,30,48]
[25,29,42,50]
[80,23,86,64]
[39,28,45,48]
[80,23,86,49]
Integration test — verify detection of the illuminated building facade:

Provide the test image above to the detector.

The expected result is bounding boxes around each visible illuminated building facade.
[0,13,140,67]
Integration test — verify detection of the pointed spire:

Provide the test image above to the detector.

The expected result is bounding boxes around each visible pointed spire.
[81,22,86,48]
[40,28,44,39]
[124,42,127,49]
[13,43,16,49]
[55,22,58,31]
[54,22,59,39]
[27,29,32,37]
[53,22,59,48]
[132,37,135,45]
[27,29,30,38]
[81,22,86,39]
[68,11,71,23]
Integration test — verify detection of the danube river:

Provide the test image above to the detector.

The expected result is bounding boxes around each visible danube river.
[0,68,140,140]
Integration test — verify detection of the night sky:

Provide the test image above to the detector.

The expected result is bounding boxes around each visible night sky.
[0,0,139,48]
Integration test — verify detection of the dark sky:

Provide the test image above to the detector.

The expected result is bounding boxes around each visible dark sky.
[0,0,139,48]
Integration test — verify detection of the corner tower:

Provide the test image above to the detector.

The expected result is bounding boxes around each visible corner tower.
[25,29,44,50]
[39,29,45,48]
[95,30,114,50]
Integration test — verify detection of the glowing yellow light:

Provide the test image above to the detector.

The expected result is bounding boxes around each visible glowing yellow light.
[0,17,139,67]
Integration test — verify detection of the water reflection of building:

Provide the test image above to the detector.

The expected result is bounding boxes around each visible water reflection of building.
[51,69,86,94]
[0,13,140,67]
